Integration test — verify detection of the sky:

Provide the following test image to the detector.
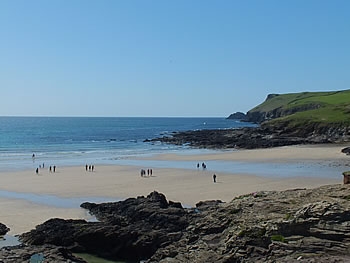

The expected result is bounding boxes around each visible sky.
[0,0,349,117]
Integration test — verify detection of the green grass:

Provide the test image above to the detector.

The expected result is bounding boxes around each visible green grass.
[249,89,350,127]
[250,90,350,113]
[270,235,286,242]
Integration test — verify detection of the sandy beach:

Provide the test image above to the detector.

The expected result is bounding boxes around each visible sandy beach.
[0,144,348,235]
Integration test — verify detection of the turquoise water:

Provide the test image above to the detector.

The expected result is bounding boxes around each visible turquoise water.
[0,190,118,208]
[0,117,256,172]
[0,235,21,248]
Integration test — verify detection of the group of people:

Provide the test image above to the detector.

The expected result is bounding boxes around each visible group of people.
[35,164,57,174]
[196,162,217,183]
[85,164,95,172]
[197,162,207,169]
[33,153,57,175]
[140,168,153,177]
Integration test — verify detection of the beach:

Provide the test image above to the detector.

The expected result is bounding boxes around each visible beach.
[0,144,347,235]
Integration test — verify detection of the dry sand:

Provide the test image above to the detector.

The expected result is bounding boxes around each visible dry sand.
[0,144,347,235]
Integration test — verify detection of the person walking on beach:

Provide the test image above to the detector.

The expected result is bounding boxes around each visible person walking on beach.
[197,163,200,169]
[49,166,52,172]
[85,164,88,171]
[213,174,217,183]
[92,165,94,172]
[53,165,56,173]
[36,168,39,174]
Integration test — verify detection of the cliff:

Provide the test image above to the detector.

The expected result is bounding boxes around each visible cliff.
[245,90,350,127]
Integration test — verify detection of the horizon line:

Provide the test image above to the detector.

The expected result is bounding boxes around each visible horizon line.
[0,115,230,118]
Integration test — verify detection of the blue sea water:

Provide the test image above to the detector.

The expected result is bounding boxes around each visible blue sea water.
[0,116,256,172]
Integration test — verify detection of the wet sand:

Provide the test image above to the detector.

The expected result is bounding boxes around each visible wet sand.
[0,144,347,235]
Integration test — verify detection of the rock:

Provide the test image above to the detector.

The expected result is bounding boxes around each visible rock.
[0,222,9,235]
[10,185,350,262]
[341,147,350,155]
[20,191,189,262]
[343,171,350,184]
[146,126,327,149]
[226,112,248,121]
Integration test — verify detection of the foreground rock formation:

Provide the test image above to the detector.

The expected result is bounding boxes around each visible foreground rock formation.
[2,185,350,262]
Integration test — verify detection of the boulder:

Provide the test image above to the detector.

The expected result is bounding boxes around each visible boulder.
[343,171,350,184]
[20,191,189,262]
[341,147,350,155]
[0,223,9,235]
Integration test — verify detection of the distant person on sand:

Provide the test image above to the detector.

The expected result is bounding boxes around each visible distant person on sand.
[85,164,88,171]
[197,163,200,169]
[49,166,52,172]
[150,169,152,176]
[36,168,39,174]
[213,174,217,183]
[92,165,94,172]
[53,166,56,172]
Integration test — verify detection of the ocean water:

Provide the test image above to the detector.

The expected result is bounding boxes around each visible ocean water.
[0,117,256,172]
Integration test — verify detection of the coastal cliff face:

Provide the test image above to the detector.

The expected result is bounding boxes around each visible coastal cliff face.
[242,90,350,129]
[245,94,323,124]
[3,185,350,262]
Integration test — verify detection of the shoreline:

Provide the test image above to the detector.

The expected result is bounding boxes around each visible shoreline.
[0,144,347,235]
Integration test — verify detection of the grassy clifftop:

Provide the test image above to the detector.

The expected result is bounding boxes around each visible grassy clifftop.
[247,90,350,129]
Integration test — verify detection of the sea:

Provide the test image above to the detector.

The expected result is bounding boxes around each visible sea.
[0,116,347,178]
[0,116,257,172]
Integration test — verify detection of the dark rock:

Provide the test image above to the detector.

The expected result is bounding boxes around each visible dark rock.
[11,185,350,262]
[146,127,322,149]
[146,122,350,149]
[0,223,9,235]
[20,191,189,262]
[341,147,350,155]
[226,112,248,121]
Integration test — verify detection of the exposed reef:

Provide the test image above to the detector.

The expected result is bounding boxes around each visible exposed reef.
[145,125,350,149]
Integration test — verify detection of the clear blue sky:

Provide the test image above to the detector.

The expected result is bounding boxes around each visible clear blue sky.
[1,0,349,117]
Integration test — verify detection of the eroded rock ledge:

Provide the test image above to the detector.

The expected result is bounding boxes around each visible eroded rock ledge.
[145,126,344,149]
[2,185,350,262]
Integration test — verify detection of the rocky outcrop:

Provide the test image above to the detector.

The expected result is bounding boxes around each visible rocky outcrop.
[149,185,350,262]
[342,147,350,155]
[145,126,346,149]
[8,185,350,262]
[226,112,248,121]
[20,191,188,262]
[0,222,9,236]
[146,120,350,149]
